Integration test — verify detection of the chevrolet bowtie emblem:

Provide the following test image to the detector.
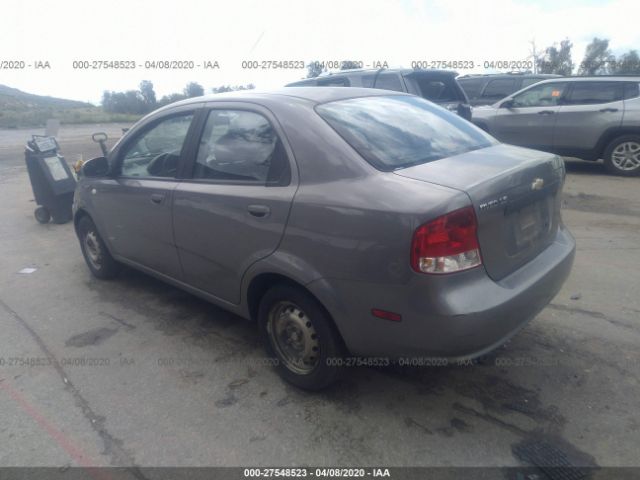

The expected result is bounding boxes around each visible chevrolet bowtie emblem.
[531,178,544,191]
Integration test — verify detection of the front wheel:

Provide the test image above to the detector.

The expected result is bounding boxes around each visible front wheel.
[258,284,345,390]
[77,216,120,279]
[603,135,640,176]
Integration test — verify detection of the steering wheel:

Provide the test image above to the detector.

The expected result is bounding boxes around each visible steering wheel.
[146,149,181,176]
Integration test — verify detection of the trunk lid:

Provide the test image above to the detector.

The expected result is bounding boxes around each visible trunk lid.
[394,144,565,280]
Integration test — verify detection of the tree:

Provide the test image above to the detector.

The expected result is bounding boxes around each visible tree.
[211,84,256,94]
[579,38,615,75]
[212,85,234,94]
[101,89,146,114]
[139,80,156,109]
[306,60,325,78]
[340,60,361,70]
[612,50,640,75]
[157,93,187,107]
[538,39,573,75]
[184,82,205,97]
[101,91,113,111]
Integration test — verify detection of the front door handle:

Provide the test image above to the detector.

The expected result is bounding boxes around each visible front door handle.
[599,108,619,113]
[247,204,271,218]
[150,193,165,204]
[538,110,555,115]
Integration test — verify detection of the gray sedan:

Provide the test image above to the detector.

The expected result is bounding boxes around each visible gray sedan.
[74,88,575,389]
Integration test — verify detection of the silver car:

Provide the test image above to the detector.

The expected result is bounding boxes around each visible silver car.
[471,76,640,176]
[74,88,575,389]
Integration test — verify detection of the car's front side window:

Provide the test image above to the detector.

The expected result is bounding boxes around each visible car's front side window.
[521,77,544,88]
[482,79,517,101]
[511,83,567,108]
[119,113,194,178]
[193,109,289,185]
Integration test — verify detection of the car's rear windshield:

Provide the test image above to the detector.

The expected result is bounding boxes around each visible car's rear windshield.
[415,77,463,102]
[316,95,496,171]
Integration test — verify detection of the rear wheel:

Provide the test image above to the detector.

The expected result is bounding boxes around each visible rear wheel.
[258,284,345,390]
[603,135,640,176]
[34,206,50,224]
[77,216,120,279]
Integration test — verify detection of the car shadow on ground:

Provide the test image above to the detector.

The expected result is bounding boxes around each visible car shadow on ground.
[562,158,607,176]
[87,265,598,470]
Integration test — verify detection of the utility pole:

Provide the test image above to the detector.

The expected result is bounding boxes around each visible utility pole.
[529,39,539,74]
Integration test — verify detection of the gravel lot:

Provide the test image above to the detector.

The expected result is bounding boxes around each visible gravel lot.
[0,125,638,477]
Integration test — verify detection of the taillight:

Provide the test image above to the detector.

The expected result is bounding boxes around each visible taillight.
[411,206,482,274]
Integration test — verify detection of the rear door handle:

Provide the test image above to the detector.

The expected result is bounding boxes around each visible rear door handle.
[599,108,619,113]
[247,204,271,218]
[150,193,165,204]
[538,110,555,115]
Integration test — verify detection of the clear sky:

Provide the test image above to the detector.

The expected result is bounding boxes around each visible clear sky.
[1,0,638,104]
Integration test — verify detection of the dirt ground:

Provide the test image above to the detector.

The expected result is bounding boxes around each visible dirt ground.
[0,124,639,478]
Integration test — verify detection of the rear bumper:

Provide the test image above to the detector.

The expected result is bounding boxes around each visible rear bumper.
[309,226,575,359]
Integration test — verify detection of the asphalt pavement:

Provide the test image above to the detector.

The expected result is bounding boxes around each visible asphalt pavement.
[0,125,639,477]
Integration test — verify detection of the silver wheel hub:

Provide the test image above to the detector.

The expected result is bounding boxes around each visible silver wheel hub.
[612,142,640,171]
[84,231,102,270]
[267,301,320,375]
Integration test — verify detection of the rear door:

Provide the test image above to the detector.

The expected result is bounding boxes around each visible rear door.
[553,81,624,153]
[491,81,568,150]
[172,103,297,304]
[89,107,198,278]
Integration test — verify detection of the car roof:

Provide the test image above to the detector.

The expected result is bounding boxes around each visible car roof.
[160,87,409,111]
[528,76,640,85]
[457,73,561,80]
[317,67,456,76]
[174,87,406,105]
[285,68,458,86]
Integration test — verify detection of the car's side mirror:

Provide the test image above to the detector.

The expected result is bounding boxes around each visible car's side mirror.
[82,156,110,178]
[501,99,515,109]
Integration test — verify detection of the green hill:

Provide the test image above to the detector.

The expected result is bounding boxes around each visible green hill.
[0,84,141,128]
[0,84,92,110]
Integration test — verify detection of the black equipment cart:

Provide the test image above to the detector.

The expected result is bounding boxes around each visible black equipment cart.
[24,135,76,224]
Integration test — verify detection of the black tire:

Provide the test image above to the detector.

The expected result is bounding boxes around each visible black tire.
[258,284,345,390]
[34,206,50,224]
[603,135,640,177]
[51,206,73,224]
[77,216,120,279]
[51,213,72,224]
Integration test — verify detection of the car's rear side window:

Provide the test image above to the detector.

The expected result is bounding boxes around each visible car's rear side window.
[414,78,461,102]
[316,95,496,171]
[458,78,485,99]
[193,110,289,184]
[374,73,404,92]
[318,76,350,87]
[564,82,624,105]
[360,74,376,88]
